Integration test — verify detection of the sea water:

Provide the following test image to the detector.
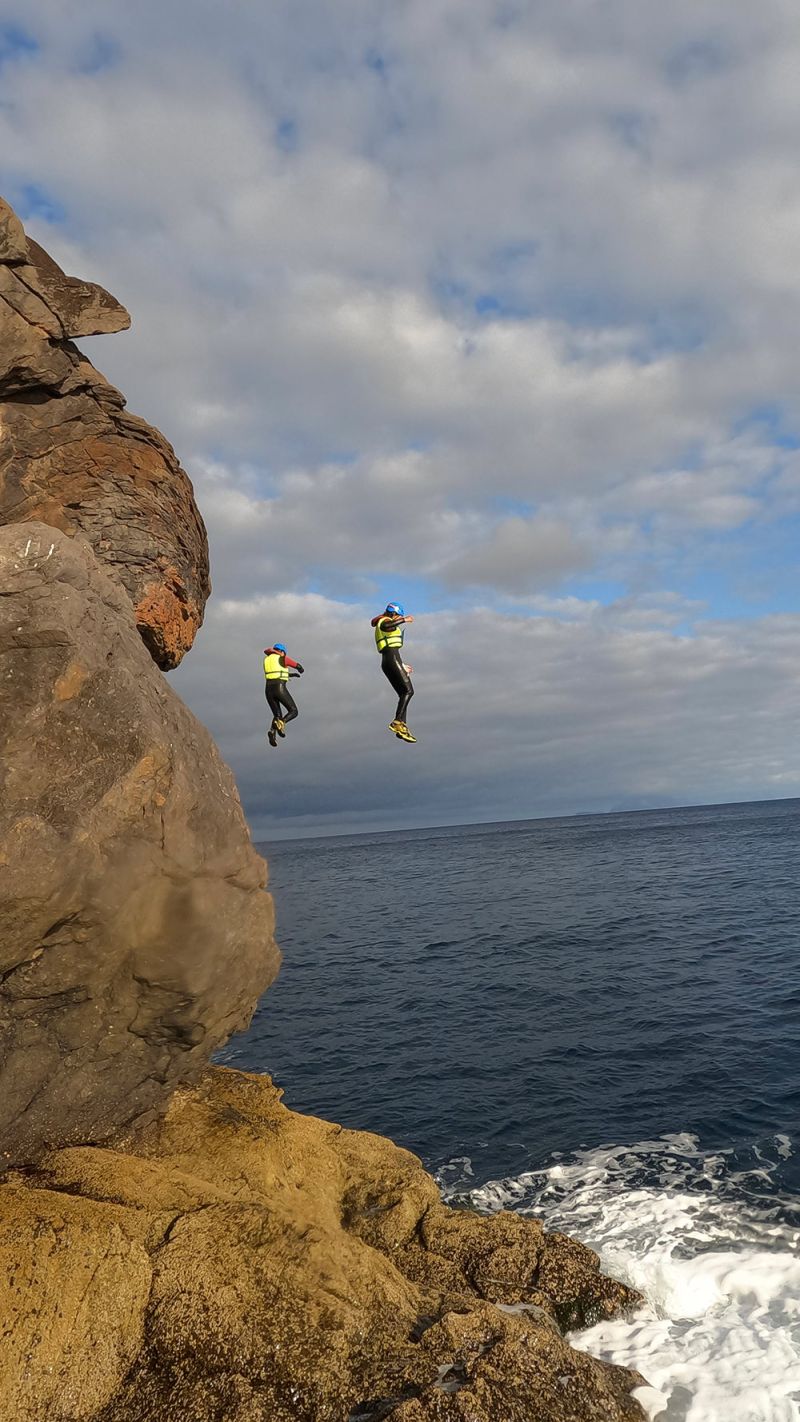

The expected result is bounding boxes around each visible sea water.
[220,799,800,1419]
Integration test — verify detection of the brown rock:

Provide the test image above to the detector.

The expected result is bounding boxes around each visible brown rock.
[418,1207,545,1305]
[537,1231,639,1332]
[0,1069,648,1422]
[389,1306,648,1421]
[0,523,278,1164]
[0,196,209,668]
[0,196,28,262]
[24,236,132,338]
[0,1187,153,1421]
[338,1133,637,1330]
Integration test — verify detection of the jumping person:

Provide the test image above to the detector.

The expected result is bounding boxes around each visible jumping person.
[263,643,304,748]
[371,603,416,743]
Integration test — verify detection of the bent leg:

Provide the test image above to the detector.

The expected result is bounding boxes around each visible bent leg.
[278,685,299,725]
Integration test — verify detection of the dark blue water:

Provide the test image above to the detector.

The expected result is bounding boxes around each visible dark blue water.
[221,798,800,1417]
[220,797,800,1184]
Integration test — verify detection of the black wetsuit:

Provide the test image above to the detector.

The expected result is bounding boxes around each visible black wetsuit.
[265,681,298,726]
[381,647,414,722]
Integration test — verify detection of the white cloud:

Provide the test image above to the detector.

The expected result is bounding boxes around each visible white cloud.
[441,516,590,592]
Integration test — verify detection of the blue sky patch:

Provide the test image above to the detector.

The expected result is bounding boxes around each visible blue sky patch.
[474,291,535,320]
[737,404,800,451]
[363,47,388,78]
[10,182,66,226]
[0,22,38,67]
[276,118,299,153]
[665,36,731,87]
[77,32,122,75]
[609,109,655,157]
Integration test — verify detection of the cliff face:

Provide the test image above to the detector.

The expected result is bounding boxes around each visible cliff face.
[0,200,273,1163]
[0,522,279,1163]
[0,198,209,670]
[0,1069,647,1422]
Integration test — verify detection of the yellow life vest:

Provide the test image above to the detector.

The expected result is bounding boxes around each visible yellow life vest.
[375,617,404,652]
[264,652,289,682]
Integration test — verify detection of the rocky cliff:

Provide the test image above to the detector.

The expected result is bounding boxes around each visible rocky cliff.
[0,200,647,1421]
[0,522,278,1164]
[0,198,209,670]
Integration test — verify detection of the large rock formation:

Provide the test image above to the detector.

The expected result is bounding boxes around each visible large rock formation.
[0,523,278,1164]
[0,1069,648,1422]
[0,197,209,669]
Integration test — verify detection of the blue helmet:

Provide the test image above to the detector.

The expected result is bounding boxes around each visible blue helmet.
[385,602,404,616]
[273,642,287,653]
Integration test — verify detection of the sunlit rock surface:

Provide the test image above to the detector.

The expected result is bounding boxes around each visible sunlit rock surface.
[0,1069,647,1422]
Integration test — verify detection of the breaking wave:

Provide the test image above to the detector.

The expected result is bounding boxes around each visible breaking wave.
[438,1133,800,1421]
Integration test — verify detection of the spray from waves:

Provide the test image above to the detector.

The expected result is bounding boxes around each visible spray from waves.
[437,1133,800,1422]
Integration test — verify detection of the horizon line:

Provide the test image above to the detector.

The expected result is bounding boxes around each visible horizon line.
[253,791,800,848]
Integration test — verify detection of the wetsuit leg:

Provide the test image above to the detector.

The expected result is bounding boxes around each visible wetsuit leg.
[277,685,299,725]
[265,683,283,723]
[381,648,414,722]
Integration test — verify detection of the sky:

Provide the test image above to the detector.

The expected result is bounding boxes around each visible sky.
[3,0,800,837]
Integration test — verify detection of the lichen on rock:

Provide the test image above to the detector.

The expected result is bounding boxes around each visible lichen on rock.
[0,1069,647,1422]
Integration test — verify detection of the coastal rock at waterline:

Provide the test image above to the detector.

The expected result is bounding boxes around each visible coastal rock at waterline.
[0,196,209,669]
[0,523,278,1164]
[0,1068,648,1422]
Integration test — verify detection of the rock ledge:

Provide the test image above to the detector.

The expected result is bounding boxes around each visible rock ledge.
[0,1068,648,1422]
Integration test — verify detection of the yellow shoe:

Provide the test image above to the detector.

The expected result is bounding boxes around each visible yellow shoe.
[395,723,417,743]
[275,718,286,737]
[388,720,403,733]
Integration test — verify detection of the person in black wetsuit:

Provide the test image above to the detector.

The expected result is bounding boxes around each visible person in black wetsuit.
[263,643,304,747]
[371,602,416,742]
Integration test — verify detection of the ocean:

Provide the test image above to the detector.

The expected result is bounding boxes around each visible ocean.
[219,798,800,1421]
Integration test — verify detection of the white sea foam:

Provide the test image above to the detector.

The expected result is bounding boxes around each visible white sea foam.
[438,1135,800,1421]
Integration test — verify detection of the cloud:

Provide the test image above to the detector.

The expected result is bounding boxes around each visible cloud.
[3,0,800,827]
[172,595,800,836]
[441,516,591,593]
